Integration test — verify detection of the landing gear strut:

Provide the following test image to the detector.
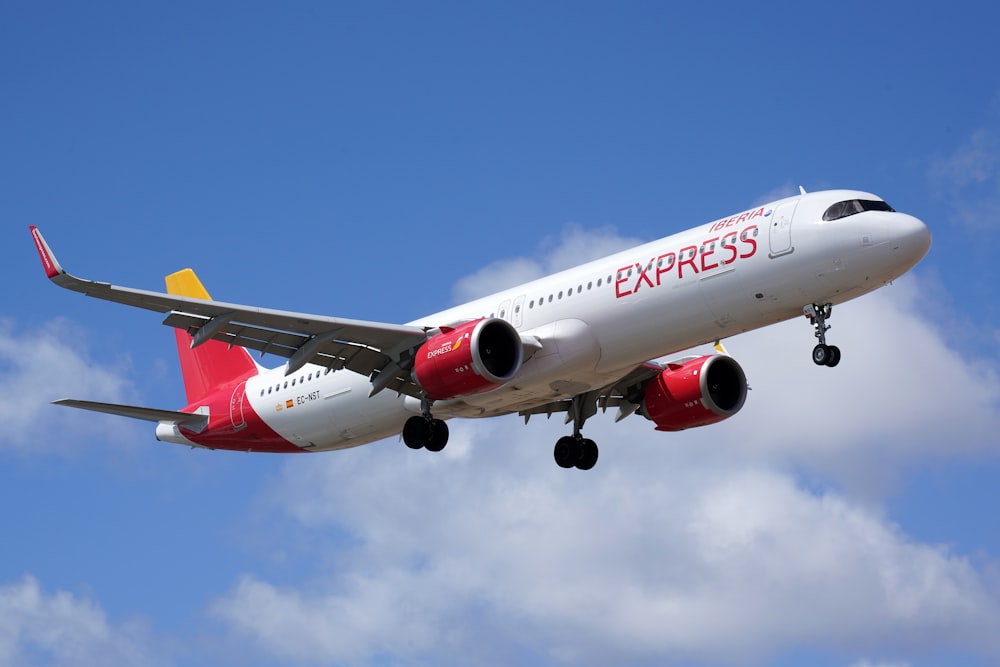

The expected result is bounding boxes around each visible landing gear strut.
[804,303,841,367]
[402,399,449,452]
[552,393,599,470]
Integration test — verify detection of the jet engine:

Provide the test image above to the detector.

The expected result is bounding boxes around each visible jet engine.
[640,354,747,431]
[413,318,523,400]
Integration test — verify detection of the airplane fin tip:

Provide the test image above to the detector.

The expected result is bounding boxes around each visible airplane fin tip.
[165,268,212,300]
[29,226,66,280]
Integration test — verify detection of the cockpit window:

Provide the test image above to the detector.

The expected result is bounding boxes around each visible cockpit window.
[822,199,895,221]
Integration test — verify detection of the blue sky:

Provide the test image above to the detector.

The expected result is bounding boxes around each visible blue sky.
[2,2,1000,666]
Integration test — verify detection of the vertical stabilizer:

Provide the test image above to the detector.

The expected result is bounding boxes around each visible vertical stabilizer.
[165,269,258,404]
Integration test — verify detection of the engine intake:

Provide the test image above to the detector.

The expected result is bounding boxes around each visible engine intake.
[413,318,523,400]
[641,354,747,431]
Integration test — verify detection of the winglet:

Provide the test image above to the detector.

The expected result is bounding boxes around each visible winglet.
[29,226,65,279]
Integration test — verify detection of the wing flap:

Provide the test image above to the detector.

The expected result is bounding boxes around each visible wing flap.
[517,361,665,423]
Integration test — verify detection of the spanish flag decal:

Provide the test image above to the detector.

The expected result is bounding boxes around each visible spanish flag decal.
[285,399,294,409]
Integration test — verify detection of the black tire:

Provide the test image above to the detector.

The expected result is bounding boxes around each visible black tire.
[812,344,830,366]
[576,438,599,471]
[425,419,449,452]
[554,436,581,469]
[402,416,429,449]
[825,345,841,367]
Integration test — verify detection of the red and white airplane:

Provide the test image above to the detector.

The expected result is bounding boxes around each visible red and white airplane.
[31,189,931,469]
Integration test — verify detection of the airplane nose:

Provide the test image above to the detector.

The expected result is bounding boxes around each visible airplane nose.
[895,213,932,261]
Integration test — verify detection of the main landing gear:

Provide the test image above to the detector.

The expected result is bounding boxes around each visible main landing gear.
[804,303,841,367]
[552,393,599,470]
[554,435,599,470]
[402,400,449,452]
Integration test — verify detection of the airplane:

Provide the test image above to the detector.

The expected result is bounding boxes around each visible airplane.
[30,188,931,470]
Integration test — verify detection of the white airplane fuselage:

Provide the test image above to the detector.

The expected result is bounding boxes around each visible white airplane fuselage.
[153,189,930,452]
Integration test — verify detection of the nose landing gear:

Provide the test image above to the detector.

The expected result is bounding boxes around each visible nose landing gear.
[804,303,841,367]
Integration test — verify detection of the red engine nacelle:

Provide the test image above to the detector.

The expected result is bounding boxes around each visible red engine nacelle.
[641,354,747,431]
[413,318,523,401]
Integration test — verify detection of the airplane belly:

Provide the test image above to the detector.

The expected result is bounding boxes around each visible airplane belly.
[247,369,411,452]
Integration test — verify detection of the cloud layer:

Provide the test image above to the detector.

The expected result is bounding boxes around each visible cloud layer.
[0,318,140,452]
[0,576,165,667]
[210,226,1000,666]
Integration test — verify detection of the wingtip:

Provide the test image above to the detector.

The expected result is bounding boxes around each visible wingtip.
[29,226,65,280]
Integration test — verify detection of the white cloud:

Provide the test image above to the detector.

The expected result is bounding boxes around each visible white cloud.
[211,224,1000,666]
[452,223,643,303]
[704,276,1000,496]
[213,420,1000,666]
[928,116,1000,231]
[0,575,166,667]
[0,318,143,452]
[752,181,799,206]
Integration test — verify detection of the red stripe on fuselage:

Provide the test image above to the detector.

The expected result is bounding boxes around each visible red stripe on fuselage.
[178,383,303,453]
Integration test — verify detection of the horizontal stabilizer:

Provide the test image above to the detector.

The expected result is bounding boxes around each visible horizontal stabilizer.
[53,399,209,432]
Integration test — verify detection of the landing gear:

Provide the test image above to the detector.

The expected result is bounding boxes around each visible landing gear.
[402,415,449,451]
[402,399,449,452]
[811,343,841,367]
[804,303,841,367]
[552,393,600,470]
[554,436,599,470]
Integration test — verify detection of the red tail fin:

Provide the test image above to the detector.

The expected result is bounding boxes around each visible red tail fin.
[165,269,258,404]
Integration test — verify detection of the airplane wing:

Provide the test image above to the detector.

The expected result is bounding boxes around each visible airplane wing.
[31,227,431,396]
[518,362,664,424]
[519,343,741,425]
[54,399,210,431]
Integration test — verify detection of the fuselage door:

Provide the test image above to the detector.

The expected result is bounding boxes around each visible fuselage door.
[497,298,511,321]
[768,201,797,258]
[511,295,526,328]
[230,381,247,431]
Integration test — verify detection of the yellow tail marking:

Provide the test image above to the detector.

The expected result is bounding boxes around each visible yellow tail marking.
[165,268,213,300]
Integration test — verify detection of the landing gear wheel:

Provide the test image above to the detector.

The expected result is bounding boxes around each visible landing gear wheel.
[403,416,429,449]
[403,416,449,451]
[425,420,449,452]
[554,436,582,469]
[805,303,841,368]
[576,438,599,470]
[812,344,842,367]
